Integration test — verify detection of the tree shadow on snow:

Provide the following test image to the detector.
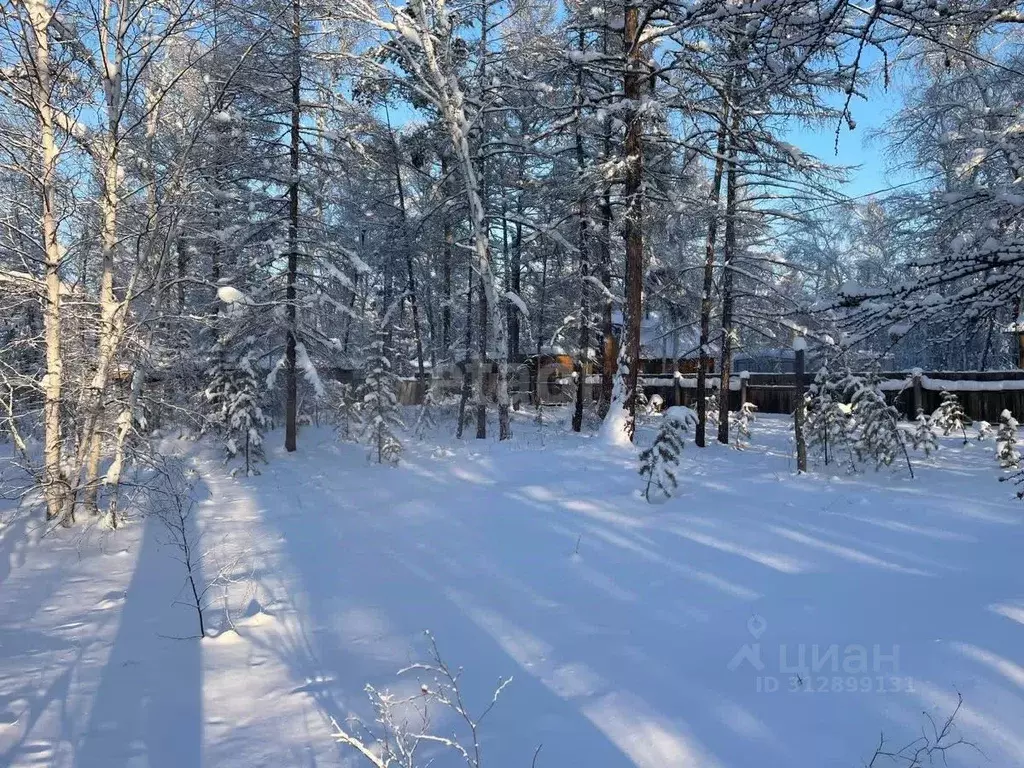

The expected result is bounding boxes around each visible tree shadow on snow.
[72,487,205,768]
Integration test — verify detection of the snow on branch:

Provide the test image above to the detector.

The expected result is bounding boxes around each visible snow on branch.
[330,632,519,768]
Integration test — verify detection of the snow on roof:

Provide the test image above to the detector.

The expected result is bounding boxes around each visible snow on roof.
[734,348,796,361]
[610,311,713,359]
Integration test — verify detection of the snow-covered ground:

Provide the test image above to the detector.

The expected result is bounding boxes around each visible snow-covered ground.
[2,412,1023,767]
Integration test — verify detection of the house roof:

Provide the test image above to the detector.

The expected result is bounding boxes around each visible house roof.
[610,311,716,360]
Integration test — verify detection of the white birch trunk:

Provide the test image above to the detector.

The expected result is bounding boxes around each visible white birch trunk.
[27,0,70,522]
[81,0,124,514]
[403,0,511,439]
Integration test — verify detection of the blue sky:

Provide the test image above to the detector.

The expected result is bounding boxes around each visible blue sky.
[788,79,913,200]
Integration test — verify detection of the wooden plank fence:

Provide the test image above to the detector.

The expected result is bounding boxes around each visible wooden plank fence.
[640,370,1024,423]
[397,369,1024,422]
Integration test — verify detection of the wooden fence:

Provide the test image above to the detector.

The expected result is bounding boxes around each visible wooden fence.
[397,369,1024,422]
[641,370,1024,423]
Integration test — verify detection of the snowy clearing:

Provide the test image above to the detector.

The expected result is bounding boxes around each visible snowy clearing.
[2,412,1023,767]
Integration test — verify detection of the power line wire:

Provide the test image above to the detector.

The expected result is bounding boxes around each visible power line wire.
[794,171,944,216]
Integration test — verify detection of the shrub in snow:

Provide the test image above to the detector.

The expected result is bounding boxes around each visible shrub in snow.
[731,401,756,450]
[647,393,665,414]
[329,381,362,442]
[205,352,267,476]
[910,411,939,456]
[850,374,914,477]
[997,409,1020,468]
[634,386,649,416]
[805,368,855,469]
[704,392,720,425]
[412,381,437,439]
[862,691,974,766]
[639,407,695,502]
[998,469,1024,498]
[932,390,968,443]
[976,420,993,441]
[360,330,404,465]
[332,632,514,768]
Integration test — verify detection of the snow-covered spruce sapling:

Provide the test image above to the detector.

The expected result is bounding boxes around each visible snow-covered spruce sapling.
[634,386,649,418]
[976,420,993,441]
[996,409,1020,468]
[932,390,969,443]
[910,410,939,456]
[639,407,695,502]
[850,374,914,478]
[805,368,855,469]
[704,392,720,426]
[205,351,268,476]
[329,381,363,442]
[412,380,438,439]
[360,330,404,465]
[731,401,756,450]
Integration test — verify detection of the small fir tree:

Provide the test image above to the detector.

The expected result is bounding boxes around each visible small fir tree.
[206,351,267,475]
[361,329,404,465]
[997,409,1020,468]
[932,391,968,443]
[910,410,939,456]
[805,368,855,469]
[634,386,649,417]
[976,420,993,441]
[849,373,914,477]
[732,401,756,450]
[412,380,438,439]
[330,381,363,442]
[704,392,719,425]
[639,407,694,501]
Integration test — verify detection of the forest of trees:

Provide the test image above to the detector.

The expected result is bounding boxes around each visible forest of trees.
[3,0,1024,523]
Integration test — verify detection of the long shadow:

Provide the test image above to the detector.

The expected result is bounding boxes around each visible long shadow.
[230,421,1024,767]
[73,508,203,767]
[241,442,748,768]
[0,512,133,766]
[0,506,31,589]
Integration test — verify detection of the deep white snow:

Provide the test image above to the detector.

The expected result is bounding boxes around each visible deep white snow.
[2,412,1023,767]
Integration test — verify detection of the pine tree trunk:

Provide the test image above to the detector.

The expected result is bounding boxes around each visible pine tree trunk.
[618,0,645,443]
[502,207,523,410]
[284,0,301,453]
[716,103,741,445]
[456,267,473,439]
[599,142,614,417]
[509,160,524,376]
[572,26,590,433]
[696,106,729,447]
[475,275,487,438]
[441,154,452,351]
[474,0,490,440]
[794,347,807,471]
[387,111,426,394]
[573,229,591,432]
[598,28,614,418]
[510,223,522,368]
[535,246,549,405]
[455,117,510,440]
